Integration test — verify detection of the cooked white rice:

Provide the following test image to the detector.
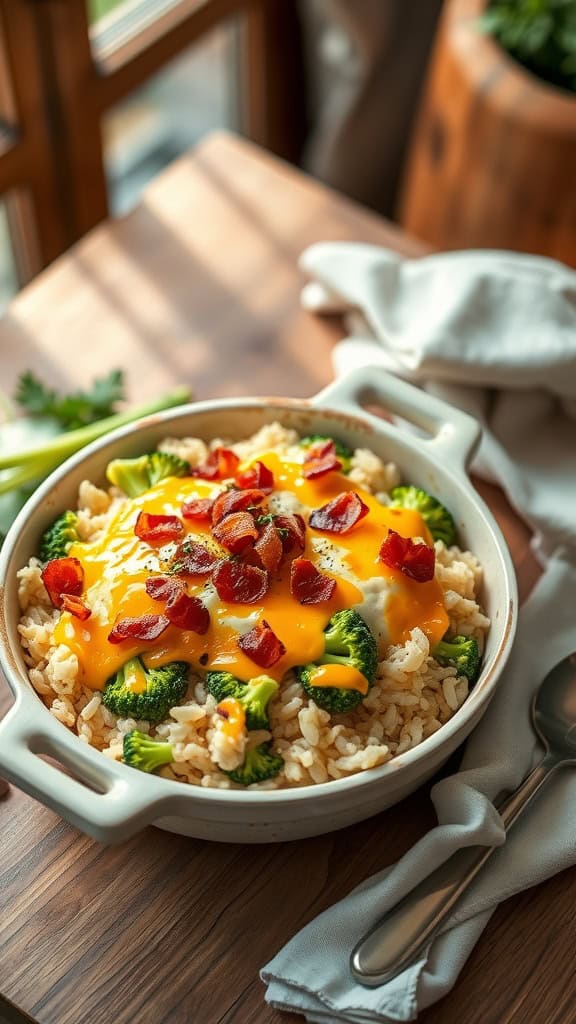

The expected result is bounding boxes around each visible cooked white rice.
[17,423,490,790]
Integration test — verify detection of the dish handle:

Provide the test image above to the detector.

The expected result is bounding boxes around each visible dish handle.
[312,368,481,475]
[0,693,178,843]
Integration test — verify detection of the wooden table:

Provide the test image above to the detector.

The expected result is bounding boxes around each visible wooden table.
[0,133,558,1024]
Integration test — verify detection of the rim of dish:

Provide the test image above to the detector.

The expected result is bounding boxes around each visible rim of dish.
[0,395,518,806]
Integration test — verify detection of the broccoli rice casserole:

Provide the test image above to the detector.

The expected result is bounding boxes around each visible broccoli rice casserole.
[17,423,490,790]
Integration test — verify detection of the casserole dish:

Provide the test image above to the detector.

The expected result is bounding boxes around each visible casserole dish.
[0,368,517,844]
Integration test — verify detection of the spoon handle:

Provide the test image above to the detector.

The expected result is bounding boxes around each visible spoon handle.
[350,754,558,986]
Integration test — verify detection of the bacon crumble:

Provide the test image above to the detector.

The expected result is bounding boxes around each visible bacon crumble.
[41,557,84,609]
[212,511,259,554]
[379,529,435,583]
[253,521,283,573]
[211,488,266,525]
[108,614,170,644]
[237,619,286,668]
[172,540,218,576]
[290,557,337,604]
[302,453,342,479]
[302,441,342,480]
[145,575,185,602]
[165,591,210,634]
[134,511,184,544]
[181,497,215,521]
[212,560,269,604]
[60,595,91,621]
[235,461,274,493]
[191,447,240,481]
[309,492,369,534]
[273,513,306,553]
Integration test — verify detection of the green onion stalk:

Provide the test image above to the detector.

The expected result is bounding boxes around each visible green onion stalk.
[0,387,190,489]
[0,386,191,541]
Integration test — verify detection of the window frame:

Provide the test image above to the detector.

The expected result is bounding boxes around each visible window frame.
[0,1,70,282]
[0,0,304,280]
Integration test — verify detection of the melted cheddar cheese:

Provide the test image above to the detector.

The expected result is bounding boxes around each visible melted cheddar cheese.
[216,698,246,740]
[54,450,449,690]
[308,664,370,696]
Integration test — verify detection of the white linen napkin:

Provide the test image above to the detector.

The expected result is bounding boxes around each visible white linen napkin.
[300,245,576,559]
[262,244,576,1022]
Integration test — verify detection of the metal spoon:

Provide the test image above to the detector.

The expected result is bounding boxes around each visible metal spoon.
[351,652,576,986]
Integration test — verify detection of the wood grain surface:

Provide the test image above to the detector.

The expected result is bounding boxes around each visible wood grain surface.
[0,133,554,1024]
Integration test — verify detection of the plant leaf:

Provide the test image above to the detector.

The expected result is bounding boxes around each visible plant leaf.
[15,369,125,429]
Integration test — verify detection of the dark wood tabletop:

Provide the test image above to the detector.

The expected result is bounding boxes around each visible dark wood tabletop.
[0,132,559,1024]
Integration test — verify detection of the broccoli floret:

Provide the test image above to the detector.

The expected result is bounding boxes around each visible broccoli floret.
[123,729,174,773]
[298,609,378,714]
[103,657,189,723]
[300,434,353,473]
[389,486,456,546]
[40,510,80,561]
[433,635,480,683]
[106,451,190,498]
[225,742,284,785]
[205,672,278,729]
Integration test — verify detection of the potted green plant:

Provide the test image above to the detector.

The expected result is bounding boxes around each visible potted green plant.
[398,0,576,267]
[481,0,576,94]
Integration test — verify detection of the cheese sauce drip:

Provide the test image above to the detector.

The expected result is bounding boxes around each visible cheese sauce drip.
[54,450,448,690]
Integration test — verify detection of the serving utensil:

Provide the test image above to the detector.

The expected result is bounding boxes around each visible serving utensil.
[351,651,576,986]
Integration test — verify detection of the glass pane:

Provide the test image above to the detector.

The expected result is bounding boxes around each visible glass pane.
[0,200,19,314]
[88,0,121,21]
[100,21,239,216]
[88,0,123,20]
[88,0,182,33]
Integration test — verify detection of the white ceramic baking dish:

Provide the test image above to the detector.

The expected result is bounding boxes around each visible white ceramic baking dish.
[0,368,517,844]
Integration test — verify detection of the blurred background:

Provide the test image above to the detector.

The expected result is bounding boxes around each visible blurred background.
[0,0,575,315]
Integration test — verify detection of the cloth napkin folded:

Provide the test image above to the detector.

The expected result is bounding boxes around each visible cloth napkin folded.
[300,245,576,559]
[262,244,576,1022]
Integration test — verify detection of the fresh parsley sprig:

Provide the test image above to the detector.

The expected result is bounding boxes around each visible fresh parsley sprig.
[15,369,126,429]
[0,371,191,543]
